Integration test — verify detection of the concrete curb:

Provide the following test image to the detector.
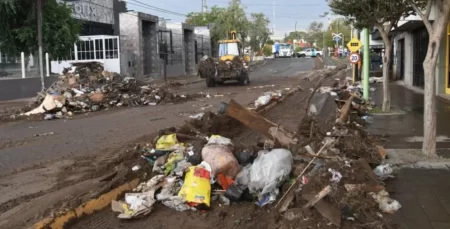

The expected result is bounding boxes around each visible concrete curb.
[33,178,140,229]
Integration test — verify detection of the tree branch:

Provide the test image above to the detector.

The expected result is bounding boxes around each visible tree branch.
[408,0,433,33]
[425,0,432,18]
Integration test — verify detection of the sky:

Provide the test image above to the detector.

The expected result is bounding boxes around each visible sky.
[126,0,334,38]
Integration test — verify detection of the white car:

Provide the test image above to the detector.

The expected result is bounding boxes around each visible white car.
[297,48,323,58]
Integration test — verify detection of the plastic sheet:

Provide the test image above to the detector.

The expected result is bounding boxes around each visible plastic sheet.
[248,149,293,195]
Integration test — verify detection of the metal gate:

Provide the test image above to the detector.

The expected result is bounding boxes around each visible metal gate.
[413,27,428,88]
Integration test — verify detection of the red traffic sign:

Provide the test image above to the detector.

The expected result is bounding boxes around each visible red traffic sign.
[348,52,360,64]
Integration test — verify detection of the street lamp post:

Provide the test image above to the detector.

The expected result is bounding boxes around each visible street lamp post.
[294,21,297,51]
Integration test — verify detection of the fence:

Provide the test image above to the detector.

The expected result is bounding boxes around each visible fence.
[50,35,120,74]
[0,51,50,79]
[194,34,211,64]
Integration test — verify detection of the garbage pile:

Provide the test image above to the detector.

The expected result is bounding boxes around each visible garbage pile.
[112,96,399,228]
[198,55,247,79]
[113,132,292,218]
[20,62,202,120]
[314,75,387,125]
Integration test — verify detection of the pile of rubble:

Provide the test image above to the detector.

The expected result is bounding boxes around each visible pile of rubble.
[19,62,202,120]
[111,91,399,228]
[198,55,247,79]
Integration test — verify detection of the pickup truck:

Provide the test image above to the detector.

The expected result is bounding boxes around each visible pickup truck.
[296,48,323,58]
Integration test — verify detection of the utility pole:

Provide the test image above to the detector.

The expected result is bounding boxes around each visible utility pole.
[363,28,370,101]
[202,0,204,13]
[272,0,275,34]
[37,0,44,90]
[294,21,297,51]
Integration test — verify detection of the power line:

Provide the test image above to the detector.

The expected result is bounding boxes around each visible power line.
[207,0,323,7]
[127,0,186,17]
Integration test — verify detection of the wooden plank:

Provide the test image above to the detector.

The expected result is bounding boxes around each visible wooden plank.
[278,191,295,213]
[226,99,297,147]
[337,94,355,124]
[302,185,332,208]
[302,193,341,227]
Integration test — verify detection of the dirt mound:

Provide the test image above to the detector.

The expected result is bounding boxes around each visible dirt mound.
[182,111,243,138]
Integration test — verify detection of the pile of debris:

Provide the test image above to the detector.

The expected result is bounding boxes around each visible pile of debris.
[314,73,387,125]
[19,62,202,120]
[112,95,399,228]
[198,55,247,79]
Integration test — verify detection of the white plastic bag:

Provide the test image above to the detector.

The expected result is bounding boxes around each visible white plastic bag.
[255,94,271,107]
[370,190,402,214]
[248,149,293,195]
[373,164,394,180]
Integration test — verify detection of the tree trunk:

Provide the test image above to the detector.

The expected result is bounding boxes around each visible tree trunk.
[422,59,437,155]
[422,38,440,156]
[382,43,391,112]
[377,26,392,112]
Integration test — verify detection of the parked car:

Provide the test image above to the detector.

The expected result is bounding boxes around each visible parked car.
[296,48,323,58]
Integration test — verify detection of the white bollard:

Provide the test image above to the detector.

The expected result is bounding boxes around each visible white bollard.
[45,53,49,77]
[21,52,25,78]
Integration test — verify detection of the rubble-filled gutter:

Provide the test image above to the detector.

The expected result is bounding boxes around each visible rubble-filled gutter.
[31,68,335,229]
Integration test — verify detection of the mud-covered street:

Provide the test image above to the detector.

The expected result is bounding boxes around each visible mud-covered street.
[0,57,323,229]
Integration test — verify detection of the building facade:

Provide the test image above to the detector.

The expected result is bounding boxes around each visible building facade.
[59,0,127,35]
[388,3,450,96]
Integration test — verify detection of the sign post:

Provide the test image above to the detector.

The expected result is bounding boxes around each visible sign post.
[346,37,363,83]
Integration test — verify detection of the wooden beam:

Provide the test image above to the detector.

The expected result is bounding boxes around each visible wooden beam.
[337,94,355,124]
[225,99,297,147]
[302,185,332,208]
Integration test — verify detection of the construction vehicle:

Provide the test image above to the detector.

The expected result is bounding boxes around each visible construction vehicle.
[198,30,250,87]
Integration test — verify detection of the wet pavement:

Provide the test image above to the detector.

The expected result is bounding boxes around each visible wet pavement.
[367,83,450,150]
[386,164,450,229]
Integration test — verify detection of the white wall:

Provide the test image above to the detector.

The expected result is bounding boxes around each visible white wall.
[393,31,414,86]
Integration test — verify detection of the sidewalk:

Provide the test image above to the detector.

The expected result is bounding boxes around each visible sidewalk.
[386,161,450,229]
[365,81,450,229]
[367,82,450,150]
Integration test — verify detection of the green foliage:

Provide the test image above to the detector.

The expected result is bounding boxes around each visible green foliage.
[186,2,271,55]
[266,39,274,45]
[248,13,271,52]
[263,45,272,56]
[0,0,81,59]
[328,0,413,31]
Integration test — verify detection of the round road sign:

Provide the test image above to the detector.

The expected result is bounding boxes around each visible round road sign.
[349,53,360,64]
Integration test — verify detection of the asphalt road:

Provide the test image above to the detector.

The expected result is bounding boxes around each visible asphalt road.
[0,57,316,177]
[0,56,319,229]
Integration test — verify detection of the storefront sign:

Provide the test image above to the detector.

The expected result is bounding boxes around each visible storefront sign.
[61,0,114,25]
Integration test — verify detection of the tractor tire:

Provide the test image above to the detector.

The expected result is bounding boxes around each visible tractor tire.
[206,75,216,87]
[238,71,249,86]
